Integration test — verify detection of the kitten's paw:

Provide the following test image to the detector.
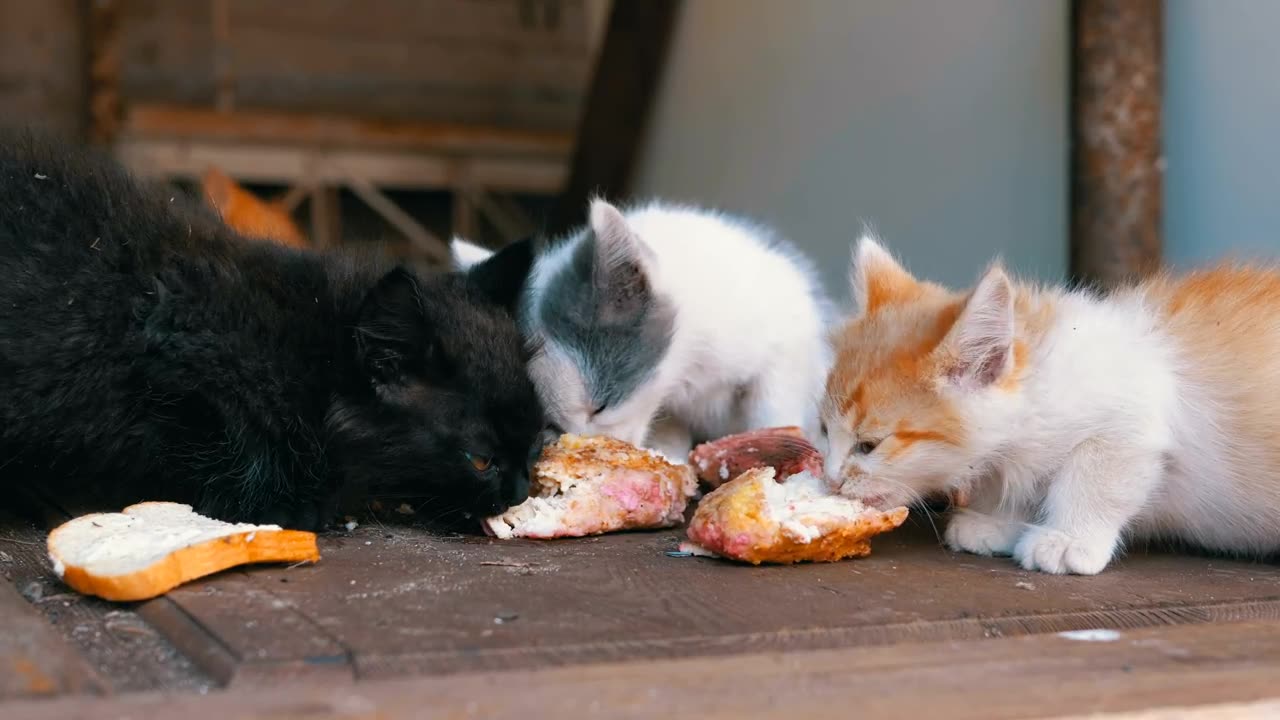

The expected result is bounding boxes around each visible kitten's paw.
[1012,527,1114,575]
[944,512,1021,557]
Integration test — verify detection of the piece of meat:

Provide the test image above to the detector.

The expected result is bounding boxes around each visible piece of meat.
[483,434,698,539]
[688,426,823,488]
[680,467,908,565]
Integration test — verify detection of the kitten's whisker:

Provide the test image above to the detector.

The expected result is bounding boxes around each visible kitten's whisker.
[882,478,943,545]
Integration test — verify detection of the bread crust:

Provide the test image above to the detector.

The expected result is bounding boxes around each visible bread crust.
[48,502,320,602]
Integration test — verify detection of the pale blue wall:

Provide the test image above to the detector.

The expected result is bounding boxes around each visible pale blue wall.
[631,0,1069,304]
[1164,0,1280,267]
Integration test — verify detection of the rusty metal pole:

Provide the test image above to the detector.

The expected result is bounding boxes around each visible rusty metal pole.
[1070,0,1163,288]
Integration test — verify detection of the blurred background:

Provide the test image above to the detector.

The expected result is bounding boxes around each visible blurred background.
[0,0,1256,302]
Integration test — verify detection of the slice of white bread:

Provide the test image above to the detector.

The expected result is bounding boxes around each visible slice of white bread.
[47,502,320,602]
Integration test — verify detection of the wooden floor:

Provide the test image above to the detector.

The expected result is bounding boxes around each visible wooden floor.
[4,504,1280,719]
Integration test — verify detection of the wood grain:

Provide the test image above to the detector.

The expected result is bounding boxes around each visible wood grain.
[184,520,1280,680]
[113,0,594,131]
[8,620,1280,719]
[141,572,352,688]
[0,577,103,700]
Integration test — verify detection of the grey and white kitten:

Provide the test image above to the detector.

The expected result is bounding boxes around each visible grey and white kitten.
[455,199,832,461]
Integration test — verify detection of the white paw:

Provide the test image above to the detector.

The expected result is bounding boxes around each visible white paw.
[944,512,1022,557]
[1012,527,1115,575]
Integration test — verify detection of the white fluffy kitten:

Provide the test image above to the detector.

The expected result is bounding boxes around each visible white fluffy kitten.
[823,237,1280,575]
[456,199,831,461]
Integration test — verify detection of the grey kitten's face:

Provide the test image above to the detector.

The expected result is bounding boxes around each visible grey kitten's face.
[524,201,675,446]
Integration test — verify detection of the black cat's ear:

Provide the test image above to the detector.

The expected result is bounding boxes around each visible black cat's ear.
[355,267,432,385]
[585,199,653,324]
[466,236,534,314]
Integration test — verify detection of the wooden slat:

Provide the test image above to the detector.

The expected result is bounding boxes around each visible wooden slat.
[86,0,122,144]
[9,620,1280,719]
[308,186,340,250]
[209,0,235,112]
[1,501,216,695]
[0,0,87,137]
[138,573,352,689]
[115,137,567,192]
[1070,0,1163,287]
[343,173,450,262]
[0,580,103,700]
[140,520,1280,681]
[114,0,593,131]
[548,0,680,234]
[123,104,573,158]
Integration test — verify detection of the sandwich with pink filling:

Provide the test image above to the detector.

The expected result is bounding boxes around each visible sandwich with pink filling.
[680,428,909,564]
[483,434,698,539]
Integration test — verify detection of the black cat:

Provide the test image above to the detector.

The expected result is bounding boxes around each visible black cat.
[0,136,544,530]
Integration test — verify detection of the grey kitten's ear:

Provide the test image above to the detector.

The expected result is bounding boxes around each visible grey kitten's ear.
[937,264,1015,388]
[586,199,653,323]
[849,235,918,315]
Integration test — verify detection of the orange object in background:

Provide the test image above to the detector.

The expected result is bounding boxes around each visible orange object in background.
[201,167,308,249]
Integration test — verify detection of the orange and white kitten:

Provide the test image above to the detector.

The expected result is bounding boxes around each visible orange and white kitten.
[822,237,1280,575]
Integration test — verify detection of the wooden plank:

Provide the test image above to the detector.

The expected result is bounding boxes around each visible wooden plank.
[114,0,593,131]
[1070,0,1163,287]
[1,500,216,695]
[343,173,450,262]
[154,520,1280,681]
[0,0,87,137]
[9,620,1280,719]
[138,572,352,689]
[123,104,574,158]
[115,137,567,192]
[308,186,341,250]
[0,577,103,700]
[209,0,234,112]
[86,0,122,144]
[548,0,680,234]
[472,190,535,242]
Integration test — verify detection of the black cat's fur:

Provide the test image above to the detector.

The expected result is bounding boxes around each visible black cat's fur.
[0,136,544,530]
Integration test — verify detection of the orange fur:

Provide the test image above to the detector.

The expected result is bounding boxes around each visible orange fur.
[201,168,307,248]
[1143,264,1280,454]
[828,254,1056,465]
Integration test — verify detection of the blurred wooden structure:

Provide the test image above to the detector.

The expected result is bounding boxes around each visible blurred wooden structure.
[1070,0,1163,288]
[82,0,605,261]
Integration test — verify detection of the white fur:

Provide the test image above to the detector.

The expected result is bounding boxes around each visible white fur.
[527,200,833,461]
[829,240,1280,575]
[450,237,492,270]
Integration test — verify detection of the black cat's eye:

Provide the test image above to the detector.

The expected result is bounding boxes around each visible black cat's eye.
[465,452,495,473]
[855,440,879,455]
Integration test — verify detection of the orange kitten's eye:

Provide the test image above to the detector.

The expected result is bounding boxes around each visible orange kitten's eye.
[855,440,879,455]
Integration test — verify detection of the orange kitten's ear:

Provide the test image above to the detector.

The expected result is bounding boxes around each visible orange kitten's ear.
[850,235,919,314]
[937,264,1014,388]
